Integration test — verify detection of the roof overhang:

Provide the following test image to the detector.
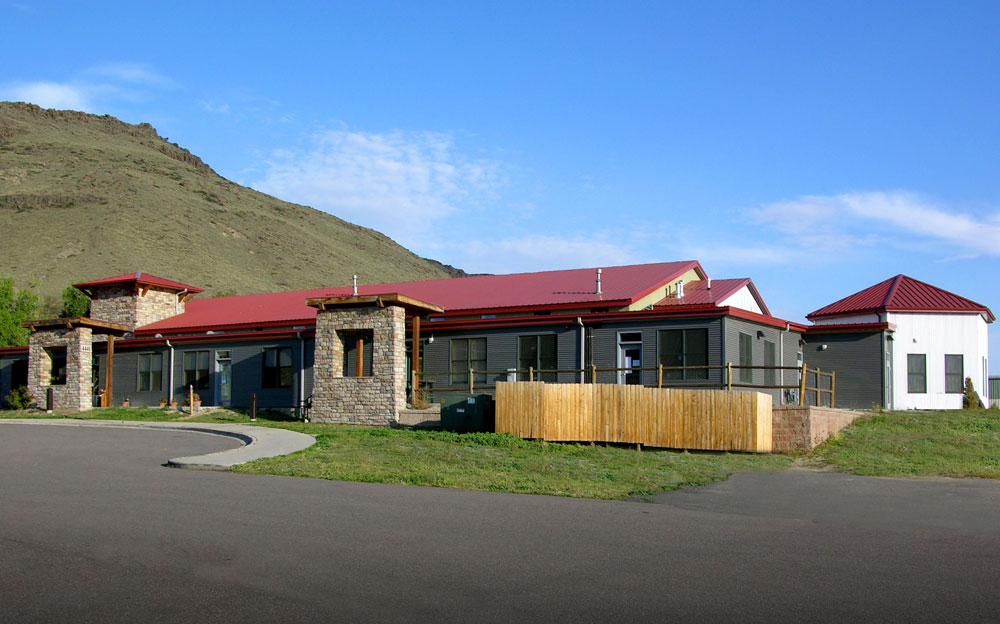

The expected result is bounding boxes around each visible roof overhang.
[22,317,131,336]
[306,293,444,315]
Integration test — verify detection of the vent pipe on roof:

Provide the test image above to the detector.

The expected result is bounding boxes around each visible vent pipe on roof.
[676,280,684,299]
[595,269,602,295]
[352,275,358,297]
[707,278,711,290]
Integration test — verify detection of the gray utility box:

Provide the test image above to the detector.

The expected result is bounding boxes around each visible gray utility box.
[439,393,495,433]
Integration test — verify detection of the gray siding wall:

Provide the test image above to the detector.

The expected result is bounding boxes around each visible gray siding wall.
[802,331,887,410]
[722,318,804,404]
[590,318,725,386]
[422,326,580,396]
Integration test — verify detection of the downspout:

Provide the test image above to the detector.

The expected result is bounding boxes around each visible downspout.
[781,322,790,405]
[166,340,174,404]
[576,317,585,383]
[720,317,726,390]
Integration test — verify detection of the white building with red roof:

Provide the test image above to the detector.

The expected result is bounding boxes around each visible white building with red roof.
[805,275,992,410]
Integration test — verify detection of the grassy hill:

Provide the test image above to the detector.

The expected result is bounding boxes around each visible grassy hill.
[0,102,463,309]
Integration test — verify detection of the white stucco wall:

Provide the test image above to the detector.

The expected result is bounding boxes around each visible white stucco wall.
[887,312,990,409]
[719,286,764,315]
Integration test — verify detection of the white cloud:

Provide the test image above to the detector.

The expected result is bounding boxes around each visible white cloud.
[85,63,176,88]
[199,100,231,114]
[1,81,91,111]
[752,191,1000,257]
[251,129,503,247]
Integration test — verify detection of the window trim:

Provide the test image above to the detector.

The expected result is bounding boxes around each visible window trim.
[136,352,163,393]
[944,354,963,394]
[518,334,558,382]
[657,328,709,381]
[907,353,926,394]
[263,346,294,388]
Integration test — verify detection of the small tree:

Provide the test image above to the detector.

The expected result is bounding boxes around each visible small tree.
[0,278,38,347]
[963,377,981,409]
[60,286,90,318]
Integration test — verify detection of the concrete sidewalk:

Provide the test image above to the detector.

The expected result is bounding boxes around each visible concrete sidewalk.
[0,419,315,470]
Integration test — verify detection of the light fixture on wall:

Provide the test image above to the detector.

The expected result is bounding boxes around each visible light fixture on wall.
[428,335,434,344]
[821,344,828,350]
[756,330,765,339]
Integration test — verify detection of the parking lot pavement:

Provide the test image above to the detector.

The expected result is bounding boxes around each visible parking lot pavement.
[2,424,998,623]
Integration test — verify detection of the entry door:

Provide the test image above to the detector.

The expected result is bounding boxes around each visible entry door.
[618,332,643,385]
[216,352,232,407]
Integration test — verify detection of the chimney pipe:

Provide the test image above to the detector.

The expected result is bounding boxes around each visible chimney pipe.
[707,278,711,290]
[352,275,358,297]
[596,269,602,295]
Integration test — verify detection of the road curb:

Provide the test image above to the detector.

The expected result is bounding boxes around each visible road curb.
[0,419,315,469]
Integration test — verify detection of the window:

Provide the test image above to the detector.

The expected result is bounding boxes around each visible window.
[183,351,210,390]
[137,353,162,392]
[11,358,28,389]
[518,335,558,381]
[907,354,926,394]
[48,347,67,386]
[945,354,963,394]
[340,331,373,377]
[451,338,487,385]
[263,347,293,387]
[738,333,753,383]
[764,341,777,386]
[658,329,708,380]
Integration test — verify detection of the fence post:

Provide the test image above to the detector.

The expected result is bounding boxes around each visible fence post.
[816,367,821,406]
[469,368,474,394]
[799,363,807,406]
[250,393,257,421]
[591,364,597,385]
[727,362,732,392]
[831,371,836,408]
[657,364,663,389]
[529,366,534,382]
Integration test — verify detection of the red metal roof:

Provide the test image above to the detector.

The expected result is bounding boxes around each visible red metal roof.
[652,278,771,315]
[807,275,994,322]
[74,272,204,294]
[135,261,704,334]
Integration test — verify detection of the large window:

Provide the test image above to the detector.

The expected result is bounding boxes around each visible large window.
[658,329,708,380]
[907,353,926,394]
[518,335,557,381]
[137,353,162,392]
[451,338,487,385]
[738,333,753,383]
[263,347,293,387]
[945,354,963,394]
[764,341,777,386]
[48,347,66,386]
[183,351,211,390]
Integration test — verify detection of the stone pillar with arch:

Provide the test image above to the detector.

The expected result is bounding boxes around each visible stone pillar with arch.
[306,294,442,425]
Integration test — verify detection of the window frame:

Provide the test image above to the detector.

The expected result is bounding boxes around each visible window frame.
[183,350,211,391]
[518,334,558,382]
[263,346,294,388]
[738,332,753,383]
[907,353,926,394]
[48,347,67,386]
[450,337,487,385]
[763,340,777,386]
[137,352,163,393]
[657,328,709,381]
[944,354,963,394]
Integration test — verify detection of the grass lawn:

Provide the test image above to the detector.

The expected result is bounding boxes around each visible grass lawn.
[812,408,1000,479]
[231,426,792,499]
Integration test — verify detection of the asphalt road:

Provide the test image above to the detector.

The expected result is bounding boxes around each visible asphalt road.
[1,424,999,623]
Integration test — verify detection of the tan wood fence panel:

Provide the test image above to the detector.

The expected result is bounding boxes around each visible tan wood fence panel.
[495,382,772,453]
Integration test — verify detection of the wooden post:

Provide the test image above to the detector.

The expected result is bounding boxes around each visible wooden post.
[356,336,364,378]
[799,363,807,406]
[816,367,821,406]
[104,335,115,407]
[529,366,534,382]
[657,364,663,389]
[189,385,194,413]
[411,316,420,393]
[831,371,836,408]
[469,367,474,394]
[591,364,597,385]
[250,393,257,421]
[726,362,732,392]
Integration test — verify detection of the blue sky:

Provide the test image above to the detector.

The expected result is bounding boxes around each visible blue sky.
[3,1,999,371]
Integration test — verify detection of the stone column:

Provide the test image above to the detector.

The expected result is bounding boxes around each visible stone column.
[311,305,406,425]
[27,326,93,412]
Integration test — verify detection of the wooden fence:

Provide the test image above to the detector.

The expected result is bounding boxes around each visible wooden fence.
[495,382,772,452]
